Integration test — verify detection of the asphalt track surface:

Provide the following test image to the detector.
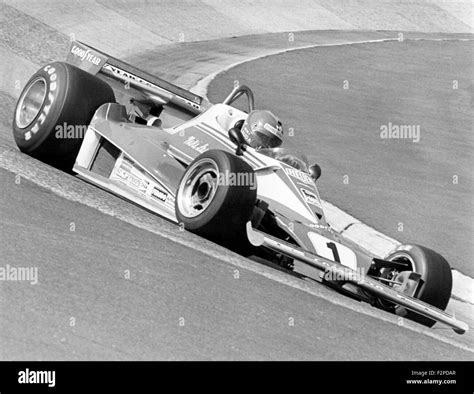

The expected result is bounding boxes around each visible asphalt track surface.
[0,1,473,360]
[0,166,472,360]
[208,38,474,277]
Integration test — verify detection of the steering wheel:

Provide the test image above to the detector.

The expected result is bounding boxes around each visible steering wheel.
[222,85,255,113]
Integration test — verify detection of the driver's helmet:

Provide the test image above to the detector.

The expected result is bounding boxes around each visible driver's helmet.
[241,110,283,149]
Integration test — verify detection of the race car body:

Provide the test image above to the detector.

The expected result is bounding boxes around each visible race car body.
[75,100,351,263]
[12,41,468,335]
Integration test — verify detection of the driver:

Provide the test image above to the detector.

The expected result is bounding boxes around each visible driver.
[230,110,310,173]
[232,109,283,149]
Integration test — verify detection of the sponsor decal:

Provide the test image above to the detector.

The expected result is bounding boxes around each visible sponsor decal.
[284,167,313,185]
[308,223,333,232]
[300,188,321,207]
[152,188,168,202]
[103,65,200,110]
[115,166,148,193]
[112,158,174,207]
[183,136,209,153]
[263,122,282,137]
[70,45,103,66]
[240,125,252,144]
[104,64,160,91]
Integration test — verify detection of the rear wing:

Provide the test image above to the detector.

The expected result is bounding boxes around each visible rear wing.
[66,41,206,116]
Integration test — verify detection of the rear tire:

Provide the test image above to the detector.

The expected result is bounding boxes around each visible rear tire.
[384,244,453,327]
[12,61,115,169]
[176,150,257,253]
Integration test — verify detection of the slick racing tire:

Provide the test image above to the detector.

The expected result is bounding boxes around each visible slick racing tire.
[384,244,453,327]
[12,61,115,169]
[176,150,257,253]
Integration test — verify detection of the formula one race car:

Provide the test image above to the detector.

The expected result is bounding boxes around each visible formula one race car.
[12,41,468,334]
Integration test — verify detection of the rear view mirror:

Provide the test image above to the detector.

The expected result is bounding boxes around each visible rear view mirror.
[309,163,322,181]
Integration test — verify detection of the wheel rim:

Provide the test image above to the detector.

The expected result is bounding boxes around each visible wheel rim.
[177,158,219,218]
[372,253,415,309]
[15,77,47,129]
[387,252,415,271]
[381,252,416,290]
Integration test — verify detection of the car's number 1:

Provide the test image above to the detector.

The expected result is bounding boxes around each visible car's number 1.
[307,233,358,270]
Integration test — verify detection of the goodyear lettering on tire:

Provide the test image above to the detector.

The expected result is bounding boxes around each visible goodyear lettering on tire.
[24,66,57,142]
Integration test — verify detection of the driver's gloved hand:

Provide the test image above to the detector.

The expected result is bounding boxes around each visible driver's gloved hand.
[228,119,247,155]
[232,119,244,131]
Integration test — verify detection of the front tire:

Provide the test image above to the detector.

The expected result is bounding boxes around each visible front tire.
[384,244,453,327]
[176,150,257,253]
[12,61,115,169]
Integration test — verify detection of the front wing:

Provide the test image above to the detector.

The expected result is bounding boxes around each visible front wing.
[246,223,468,334]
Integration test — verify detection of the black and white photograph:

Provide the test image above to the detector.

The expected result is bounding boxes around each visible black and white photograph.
[0,0,473,391]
